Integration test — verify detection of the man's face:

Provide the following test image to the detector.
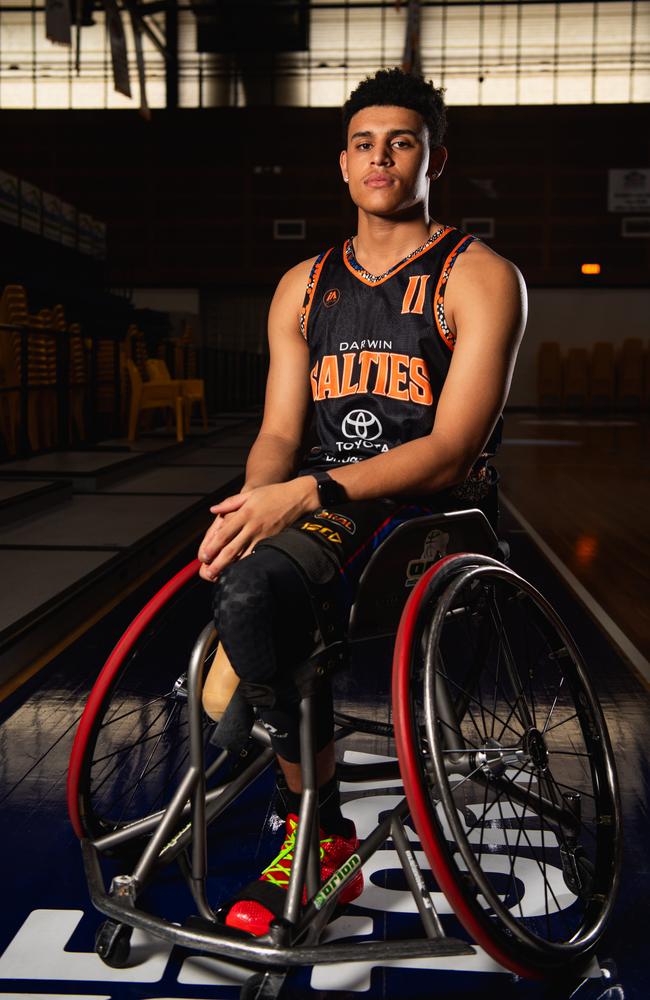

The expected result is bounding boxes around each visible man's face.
[340,105,445,217]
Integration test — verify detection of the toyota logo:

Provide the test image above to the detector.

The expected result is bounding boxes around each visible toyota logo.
[342,409,383,441]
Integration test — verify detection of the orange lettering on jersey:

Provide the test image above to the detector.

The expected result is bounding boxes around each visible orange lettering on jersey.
[409,357,433,404]
[357,351,379,393]
[339,352,359,396]
[372,352,389,395]
[316,355,340,399]
[387,353,410,400]
[401,274,430,315]
[313,351,433,406]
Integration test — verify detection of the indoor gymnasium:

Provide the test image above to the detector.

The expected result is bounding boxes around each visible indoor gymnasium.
[0,2,648,998]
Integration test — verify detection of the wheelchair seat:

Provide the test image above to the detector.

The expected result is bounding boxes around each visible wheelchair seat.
[348,507,498,642]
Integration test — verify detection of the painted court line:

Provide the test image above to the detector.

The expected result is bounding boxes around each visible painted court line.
[500,492,650,687]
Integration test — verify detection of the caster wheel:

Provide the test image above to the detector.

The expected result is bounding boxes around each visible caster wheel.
[94,920,132,968]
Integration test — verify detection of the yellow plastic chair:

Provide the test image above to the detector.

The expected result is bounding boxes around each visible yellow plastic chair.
[146,358,208,432]
[126,359,185,443]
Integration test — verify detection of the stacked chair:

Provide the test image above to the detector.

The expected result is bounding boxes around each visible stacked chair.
[536,341,563,409]
[52,303,88,443]
[617,338,644,409]
[1,287,208,456]
[171,319,200,379]
[562,347,589,410]
[0,286,24,455]
[0,285,57,454]
[590,342,616,410]
[146,357,207,432]
[124,323,208,442]
[537,338,649,412]
[125,326,185,443]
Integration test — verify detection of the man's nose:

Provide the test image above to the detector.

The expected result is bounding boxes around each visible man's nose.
[371,142,392,166]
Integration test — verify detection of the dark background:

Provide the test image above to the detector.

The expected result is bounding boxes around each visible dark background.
[3,103,649,289]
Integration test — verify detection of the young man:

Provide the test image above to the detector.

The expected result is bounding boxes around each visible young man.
[198,68,527,935]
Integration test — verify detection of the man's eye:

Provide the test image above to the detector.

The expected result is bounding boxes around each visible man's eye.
[392,140,412,148]
[356,142,372,150]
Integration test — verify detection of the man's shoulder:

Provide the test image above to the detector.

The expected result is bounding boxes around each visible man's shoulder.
[270,254,330,333]
[456,237,524,288]
[273,250,337,319]
[279,250,332,290]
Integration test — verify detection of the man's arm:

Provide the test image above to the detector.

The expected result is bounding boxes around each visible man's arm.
[199,243,526,579]
[238,269,312,489]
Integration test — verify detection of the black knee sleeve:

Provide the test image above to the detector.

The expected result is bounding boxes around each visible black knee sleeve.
[212,548,317,690]
[212,548,336,759]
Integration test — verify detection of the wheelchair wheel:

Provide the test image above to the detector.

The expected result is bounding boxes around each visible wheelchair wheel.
[393,554,622,979]
[67,560,223,845]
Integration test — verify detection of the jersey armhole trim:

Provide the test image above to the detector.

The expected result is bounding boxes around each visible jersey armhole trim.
[300,248,334,341]
[433,235,476,351]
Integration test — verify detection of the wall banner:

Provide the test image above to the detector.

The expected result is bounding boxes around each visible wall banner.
[0,171,19,226]
[608,169,650,213]
[20,181,42,234]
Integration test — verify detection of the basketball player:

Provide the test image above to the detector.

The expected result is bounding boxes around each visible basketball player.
[197,68,527,934]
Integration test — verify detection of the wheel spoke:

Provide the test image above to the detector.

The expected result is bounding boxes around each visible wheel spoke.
[114,701,186,825]
[100,693,175,728]
[90,703,173,792]
[91,716,188,766]
[437,669,523,741]
[544,711,579,734]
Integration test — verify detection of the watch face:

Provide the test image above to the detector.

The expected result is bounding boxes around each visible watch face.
[318,477,346,506]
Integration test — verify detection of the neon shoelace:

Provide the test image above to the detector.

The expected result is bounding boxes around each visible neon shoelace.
[261,819,334,890]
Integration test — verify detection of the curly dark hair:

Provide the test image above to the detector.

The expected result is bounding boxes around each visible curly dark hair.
[342,68,447,150]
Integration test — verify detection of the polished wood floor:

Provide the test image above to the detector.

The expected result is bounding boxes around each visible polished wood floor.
[497,412,650,671]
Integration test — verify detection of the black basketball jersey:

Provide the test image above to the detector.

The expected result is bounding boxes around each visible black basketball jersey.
[300,224,502,474]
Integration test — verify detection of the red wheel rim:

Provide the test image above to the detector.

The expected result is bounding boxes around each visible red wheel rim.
[392,554,537,979]
[67,558,201,838]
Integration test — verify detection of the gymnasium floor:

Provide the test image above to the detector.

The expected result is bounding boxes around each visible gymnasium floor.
[0,413,648,1000]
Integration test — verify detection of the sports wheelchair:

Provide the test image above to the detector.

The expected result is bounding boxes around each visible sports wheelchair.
[67,507,621,997]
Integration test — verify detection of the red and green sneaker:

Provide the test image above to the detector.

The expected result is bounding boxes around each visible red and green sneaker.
[224,814,364,936]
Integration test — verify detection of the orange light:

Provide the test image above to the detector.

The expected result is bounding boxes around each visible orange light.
[575,535,598,565]
[581,263,601,275]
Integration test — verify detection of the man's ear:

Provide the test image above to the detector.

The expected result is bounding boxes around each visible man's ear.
[428,145,448,179]
[340,149,349,183]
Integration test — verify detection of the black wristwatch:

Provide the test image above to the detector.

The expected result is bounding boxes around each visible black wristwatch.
[311,470,348,507]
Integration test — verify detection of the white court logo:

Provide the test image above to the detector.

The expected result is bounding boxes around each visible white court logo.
[342,409,383,441]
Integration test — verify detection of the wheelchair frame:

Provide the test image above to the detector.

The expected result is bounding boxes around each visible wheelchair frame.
[68,508,622,993]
